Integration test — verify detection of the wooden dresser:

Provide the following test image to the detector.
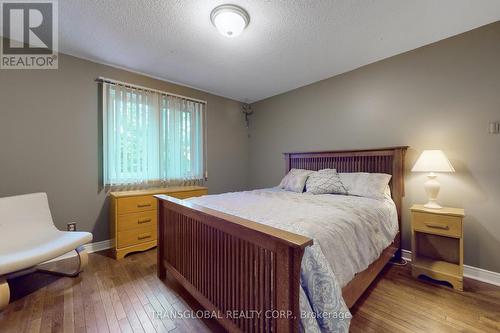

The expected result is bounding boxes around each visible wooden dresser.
[110,186,208,259]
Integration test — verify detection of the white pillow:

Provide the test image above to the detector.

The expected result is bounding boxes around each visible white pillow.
[279,169,314,193]
[306,169,347,195]
[338,172,392,199]
[384,185,392,197]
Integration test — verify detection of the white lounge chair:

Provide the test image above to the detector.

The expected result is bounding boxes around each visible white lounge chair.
[0,193,93,310]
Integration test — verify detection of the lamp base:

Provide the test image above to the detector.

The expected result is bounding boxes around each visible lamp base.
[424,200,443,209]
[423,173,442,209]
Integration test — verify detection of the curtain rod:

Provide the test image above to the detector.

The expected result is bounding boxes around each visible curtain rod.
[95,77,207,104]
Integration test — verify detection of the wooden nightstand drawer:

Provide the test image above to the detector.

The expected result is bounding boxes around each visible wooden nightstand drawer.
[117,225,157,248]
[117,211,157,232]
[412,212,462,238]
[117,195,157,215]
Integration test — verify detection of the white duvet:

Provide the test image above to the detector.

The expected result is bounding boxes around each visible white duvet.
[188,188,398,332]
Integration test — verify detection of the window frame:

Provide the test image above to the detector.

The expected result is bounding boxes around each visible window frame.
[100,78,207,187]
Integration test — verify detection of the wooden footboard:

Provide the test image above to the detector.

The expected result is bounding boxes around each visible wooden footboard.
[156,195,313,333]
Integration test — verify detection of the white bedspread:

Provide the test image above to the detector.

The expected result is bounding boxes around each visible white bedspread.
[187,188,398,332]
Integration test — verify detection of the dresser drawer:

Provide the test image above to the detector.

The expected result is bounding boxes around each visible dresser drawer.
[117,211,157,232]
[117,195,157,215]
[412,212,462,238]
[117,225,157,248]
[168,189,207,199]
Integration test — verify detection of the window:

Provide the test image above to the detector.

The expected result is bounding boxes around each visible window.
[102,81,206,186]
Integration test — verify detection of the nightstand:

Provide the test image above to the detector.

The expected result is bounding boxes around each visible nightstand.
[410,204,465,290]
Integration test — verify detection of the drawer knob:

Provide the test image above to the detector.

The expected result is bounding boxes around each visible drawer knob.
[424,222,449,230]
[138,234,151,240]
[137,203,152,208]
[138,218,152,224]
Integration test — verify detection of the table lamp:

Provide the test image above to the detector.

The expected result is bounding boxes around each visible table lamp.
[411,150,455,209]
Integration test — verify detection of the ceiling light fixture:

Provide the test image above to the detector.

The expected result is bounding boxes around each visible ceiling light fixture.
[210,4,250,38]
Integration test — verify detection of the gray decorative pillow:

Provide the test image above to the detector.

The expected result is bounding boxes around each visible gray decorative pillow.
[305,169,347,195]
[279,169,314,193]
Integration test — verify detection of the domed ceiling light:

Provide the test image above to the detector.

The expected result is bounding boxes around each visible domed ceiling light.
[210,4,250,38]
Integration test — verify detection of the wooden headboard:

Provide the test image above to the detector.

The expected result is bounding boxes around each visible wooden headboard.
[283,146,408,225]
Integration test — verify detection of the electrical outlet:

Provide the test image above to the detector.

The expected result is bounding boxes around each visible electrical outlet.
[67,222,76,231]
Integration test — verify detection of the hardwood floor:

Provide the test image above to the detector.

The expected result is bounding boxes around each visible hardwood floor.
[1,249,499,333]
[350,263,500,333]
[0,249,222,333]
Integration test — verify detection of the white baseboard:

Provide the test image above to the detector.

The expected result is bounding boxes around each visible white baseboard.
[402,249,500,287]
[84,239,113,253]
[44,239,113,263]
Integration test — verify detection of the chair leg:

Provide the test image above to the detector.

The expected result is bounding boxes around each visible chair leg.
[37,246,89,277]
[76,246,88,274]
[0,278,10,311]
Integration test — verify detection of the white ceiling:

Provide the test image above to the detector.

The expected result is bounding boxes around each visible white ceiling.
[58,0,500,102]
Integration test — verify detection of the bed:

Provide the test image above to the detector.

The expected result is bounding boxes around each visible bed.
[155,147,407,332]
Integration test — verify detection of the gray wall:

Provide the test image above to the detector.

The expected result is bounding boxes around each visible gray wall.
[1,22,499,272]
[249,22,500,273]
[0,53,249,242]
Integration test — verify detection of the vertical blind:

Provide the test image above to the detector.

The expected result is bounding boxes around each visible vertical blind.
[102,81,206,186]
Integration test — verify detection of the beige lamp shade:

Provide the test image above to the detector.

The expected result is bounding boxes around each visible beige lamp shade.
[411,150,455,173]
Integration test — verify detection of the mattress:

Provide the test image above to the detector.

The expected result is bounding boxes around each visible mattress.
[188,188,398,332]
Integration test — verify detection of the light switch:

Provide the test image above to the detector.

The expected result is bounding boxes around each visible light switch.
[489,122,499,134]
